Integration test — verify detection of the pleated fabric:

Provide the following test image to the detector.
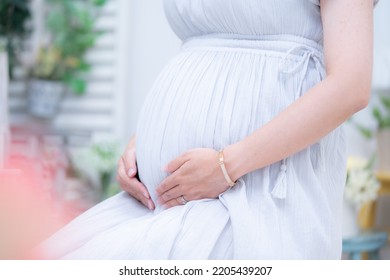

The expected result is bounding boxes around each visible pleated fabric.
[38,0,354,259]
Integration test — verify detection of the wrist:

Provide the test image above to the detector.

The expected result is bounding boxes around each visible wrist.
[222,142,249,182]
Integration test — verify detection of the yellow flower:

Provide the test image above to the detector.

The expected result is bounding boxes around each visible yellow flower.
[346,156,367,172]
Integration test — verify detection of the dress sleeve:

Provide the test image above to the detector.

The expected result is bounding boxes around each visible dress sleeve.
[309,0,379,6]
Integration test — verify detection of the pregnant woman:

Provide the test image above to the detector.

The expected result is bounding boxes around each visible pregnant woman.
[39,0,378,259]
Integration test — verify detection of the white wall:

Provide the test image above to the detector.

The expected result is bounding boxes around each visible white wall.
[123,0,181,141]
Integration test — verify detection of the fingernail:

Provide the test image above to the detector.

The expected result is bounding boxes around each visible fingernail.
[148,201,154,210]
[128,168,135,177]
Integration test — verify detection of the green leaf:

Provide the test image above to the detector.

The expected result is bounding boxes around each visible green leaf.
[383,117,390,129]
[93,0,107,7]
[356,124,374,139]
[77,60,91,72]
[373,107,384,129]
[380,96,390,110]
[68,78,87,95]
[348,118,374,139]
[365,153,377,170]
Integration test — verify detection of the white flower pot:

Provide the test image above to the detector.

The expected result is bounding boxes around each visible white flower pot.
[27,79,64,119]
[377,129,390,172]
[342,199,360,238]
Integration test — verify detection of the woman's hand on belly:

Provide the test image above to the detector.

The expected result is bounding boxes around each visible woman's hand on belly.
[156,148,232,208]
[116,135,155,210]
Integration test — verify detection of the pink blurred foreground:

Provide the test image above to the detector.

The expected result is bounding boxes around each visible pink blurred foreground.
[0,157,82,259]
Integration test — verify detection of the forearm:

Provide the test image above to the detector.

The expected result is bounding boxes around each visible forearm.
[224,76,369,182]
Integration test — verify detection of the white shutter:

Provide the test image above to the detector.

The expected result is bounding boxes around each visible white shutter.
[9,0,127,140]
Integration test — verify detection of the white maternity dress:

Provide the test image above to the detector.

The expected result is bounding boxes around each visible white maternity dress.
[39,0,379,259]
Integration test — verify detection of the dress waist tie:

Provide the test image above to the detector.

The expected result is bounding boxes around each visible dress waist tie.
[271,45,326,200]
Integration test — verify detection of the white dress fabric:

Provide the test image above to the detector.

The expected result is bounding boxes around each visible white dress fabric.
[39,0,375,259]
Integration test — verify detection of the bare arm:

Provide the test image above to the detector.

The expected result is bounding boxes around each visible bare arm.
[224,0,374,181]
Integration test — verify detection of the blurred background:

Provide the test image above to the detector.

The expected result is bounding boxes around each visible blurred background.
[0,0,389,259]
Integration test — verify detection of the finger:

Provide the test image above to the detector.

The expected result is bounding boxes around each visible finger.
[117,160,153,204]
[158,185,184,204]
[116,158,129,183]
[145,199,155,210]
[121,177,150,199]
[121,179,155,210]
[163,196,185,209]
[156,174,180,196]
[122,148,137,177]
[122,184,155,210]
[164,152,190,173]
[117,159,146,196]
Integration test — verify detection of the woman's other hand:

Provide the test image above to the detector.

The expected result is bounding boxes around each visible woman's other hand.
[116,135,155,210]
[156,148,234,209]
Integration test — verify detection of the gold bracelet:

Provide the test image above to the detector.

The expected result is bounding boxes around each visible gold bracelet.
[218,149,236,187]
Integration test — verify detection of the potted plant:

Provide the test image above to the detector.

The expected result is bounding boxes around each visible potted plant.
[28,0,107,118]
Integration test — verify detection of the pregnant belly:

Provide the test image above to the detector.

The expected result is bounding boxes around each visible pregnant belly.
[134,48,309,201]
